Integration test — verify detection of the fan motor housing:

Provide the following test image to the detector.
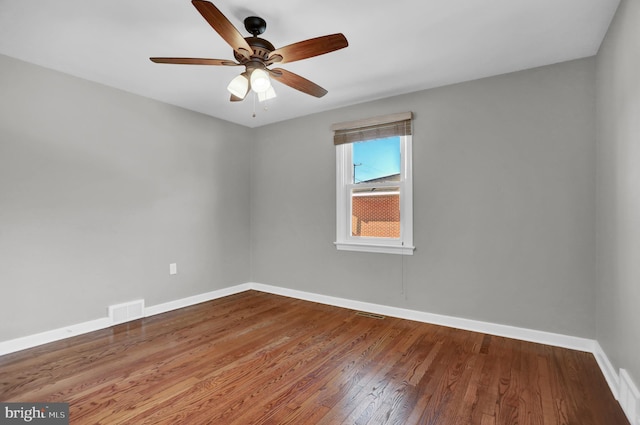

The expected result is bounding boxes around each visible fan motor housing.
[234,36,274,63]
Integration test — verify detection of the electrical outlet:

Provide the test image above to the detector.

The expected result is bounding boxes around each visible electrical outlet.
[169,263,177,275]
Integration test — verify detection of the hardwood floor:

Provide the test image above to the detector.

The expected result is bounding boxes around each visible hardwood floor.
[0,291,629,424]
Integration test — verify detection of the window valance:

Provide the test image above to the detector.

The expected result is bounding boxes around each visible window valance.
[331,112,412,145]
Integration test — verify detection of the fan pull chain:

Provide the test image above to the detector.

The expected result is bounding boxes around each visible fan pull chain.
[252,92,256,118]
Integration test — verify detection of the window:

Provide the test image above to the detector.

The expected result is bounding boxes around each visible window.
[333,112,414,255]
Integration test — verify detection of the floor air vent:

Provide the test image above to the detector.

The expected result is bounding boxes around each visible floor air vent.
[109,299,145,325]
[355,311,385,320]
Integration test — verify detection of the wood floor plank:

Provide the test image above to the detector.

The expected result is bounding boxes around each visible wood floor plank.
[315,322,424,425]
[0,291,630,425]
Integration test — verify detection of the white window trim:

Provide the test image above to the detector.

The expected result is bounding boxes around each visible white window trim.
[335,134,414,255]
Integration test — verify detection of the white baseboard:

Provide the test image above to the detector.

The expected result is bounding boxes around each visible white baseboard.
[0,284,250,356]
[593,341,640,425]
[0,317,112,357]
[620,368,640,425]
[0,282,599,356]
[249,282,595,352]
[593,341,621,400]
[0,280,637,423]
[144,283,251,318]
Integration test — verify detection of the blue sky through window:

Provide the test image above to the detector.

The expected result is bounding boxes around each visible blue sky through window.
[352,136,401,183]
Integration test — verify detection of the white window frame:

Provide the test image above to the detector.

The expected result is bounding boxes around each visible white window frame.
[334,117,414,255]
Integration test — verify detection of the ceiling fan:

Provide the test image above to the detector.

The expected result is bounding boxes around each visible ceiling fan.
[150,0,348,103]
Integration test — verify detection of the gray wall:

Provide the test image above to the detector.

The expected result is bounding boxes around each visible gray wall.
[0,54,252,340]
[0,48,612,349]
[251,58,597,338]
[596,0,640,386]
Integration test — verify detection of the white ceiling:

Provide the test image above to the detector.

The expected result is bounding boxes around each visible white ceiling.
[0,0,620,128]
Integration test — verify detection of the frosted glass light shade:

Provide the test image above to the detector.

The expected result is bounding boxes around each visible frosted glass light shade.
[258,86,276,102]
[227,74,249,98]
[250,69,271,93]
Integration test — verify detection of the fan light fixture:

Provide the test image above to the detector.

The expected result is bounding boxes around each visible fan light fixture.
[258,86,277,102]
[227,74,248,98]
[227,68,276,101]
[249,69,271,93]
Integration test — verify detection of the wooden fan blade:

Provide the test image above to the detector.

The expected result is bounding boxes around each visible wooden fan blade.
[269,68,328,98]
[267,34,348,64]
[150,57,240,66]
[191,0,252,60]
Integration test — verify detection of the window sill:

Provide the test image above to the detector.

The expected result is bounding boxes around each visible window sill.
[334,241,415,255]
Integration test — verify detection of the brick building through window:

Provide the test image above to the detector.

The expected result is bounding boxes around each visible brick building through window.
[351,174,400,238]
